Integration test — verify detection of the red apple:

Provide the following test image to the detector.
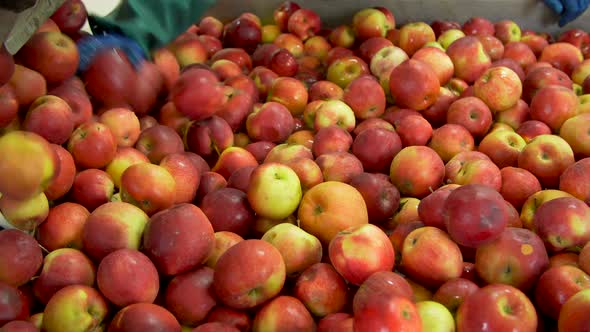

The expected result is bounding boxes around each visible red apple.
[67,121,117,169]
[160,152,201,204]
[389,146,445,198]
[98,107,141,148]
[539,42,583,76]
[534,265,590,319]
[418,184,460,230]
[165,266,217,327]
[534,196,590,253]
[0,282,30,326]
[185,115,234,161]
[22,95,74,145]
[389,59,440,111]
[462,17,495,36]
[529,84,578,133]
[353,294,421,332]
[342,75,386,119]
[83,48,136,108]
[428,123,475,163]
[503,41,537,70]
[0,45,15,87]
[432,278,479,315]
[49,80,93,127]
[36,202,89,251]
[135,124,184,164]
[293,262,349,317]
[71,168,114,212]
[473,66,522,112]
[50,0,88,35]
[516,120,553,143]
[447,36,492,83]
[517,134,575,189]
[252,296,316,331]
[223,17,262,53]
[170,68,227,121]
[349,172,400,224]
[398,22,436,57]
[107,303,181,331]
[246,101,295,143]
[201,187,256,237]
[500,166,542,210]
[312,125,353,157]
[287,9,321,41]
[393,114,433,147]
[0,230,42,288]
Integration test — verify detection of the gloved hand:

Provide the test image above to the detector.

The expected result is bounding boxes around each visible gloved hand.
[543,0,590,27]
[77,0,216,72]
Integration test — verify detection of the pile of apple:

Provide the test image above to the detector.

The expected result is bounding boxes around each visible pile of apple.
[3,0,590,331]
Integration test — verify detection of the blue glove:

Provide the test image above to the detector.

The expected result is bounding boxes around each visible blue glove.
[76,33,147,73]
[544,0,590,26]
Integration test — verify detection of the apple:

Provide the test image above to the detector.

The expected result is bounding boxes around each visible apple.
[293,262,349,317]
[432,277,479,315]
[0,45,15,87]
[353,294,422,332]
[539,42,583,76]
[200,187,256,237]
[329,25,355,49]
[529,84,578,133]
[358,37,393,64]
[522,66,573,103]
[572,59,590,85]
[560,113,590,159]
[0,192,50,232]
[120,163,176,216]
[312,125,352,157]
[462,16,495,36]
[389,146,445,198]
[36,202,89,251]
[8,64,47,108]
[81,201,149,261]
[500,166,542,210]
[326,56,370,89]
[211,59,243,82]
[520,189,574,231]
[0,281,30,326]
[252,296,316,331]
[170,68,227,121]
[287,9,321,41]
[415,300,455,332]
[312,99,356,132]
[135,124,185,164]
[517,134,575,189]
[143,203,214,275]
[210,48,253,74]
[494,99,530,130]
[428,124,475,163]
[447,96,493,139]
[342,75,386,119]
[317,313,353,332]
[369,45,409,79]
[67,121,117,169]
[393,114,433,147]
[42,285,109,332]
[475,34,505,61]
[398,22,436,57]
[22,95,73,146]
[152,47,181,92]
[534,265,590,319]
[493,19,521,44]
[247,162,301,220]
[443,183,510,248]
[50,0,87,35]
[351,8,390,41]
[400,226,463,288]
[349,172,400,224]
[274,33,304,58]
[195,171,228,204]
[98,107,141,148]
[412,46,454,85]
[104,147,150,189]
[267,76,309,116]
[185,116,234,161]
[456,284,537,331]
[353,271,414,321]
[502,41,537,71]
[560,158,590,205]
[447,36,492,83]
[417,184,460,230]
[473,66,522,113]
[316,151,364,184]
[478,129,526,168]
[438,28,466,50]
[0,229,42,288]
[558,287,590,331]
[205,307,251,332]
[199,16,224,38]
[0,85,18,128]
[516,120,553,143]
[223,17,262,53]
[0,320,39,331]
[169,34,207,68]
[32,247,95,305]
[107,303,181,331]
[204,231,244,269]
[71,168,114,212]
[246,102,295,143]
[389,59,440,111]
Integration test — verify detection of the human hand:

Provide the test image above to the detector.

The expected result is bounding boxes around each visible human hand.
[544,0,590,26]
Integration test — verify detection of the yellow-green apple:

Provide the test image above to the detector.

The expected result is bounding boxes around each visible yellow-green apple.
[246,102,295,143]
[135,124,184,164]
[312,99,356,132]
[303,35,331,61]
[316,151,364,184]
[164,266,217,326]
[329,25,355,49]
[42,284,109,332]
[199,16,224,38]
[0,192,49,232]
[342,75,386,119]
[98,107,140,148]
[494,99,530,129]
[22,95,73,145]
[67,122,117,169]
[533,196,590,253]
[369,45,409,79]
[578,93,590,113]
[358,37,393,64]
[312,125,352,157]
[516,120,552,143]
[120,163,176,216]
[494,20,521,44]
[267,76,308,116]
[329,223,394,285]
[286,130,315,149]
[517,134,575,188]
[213,239,286,309]
[287,8,320,41]
[462,16,495,36]
[534,265,590,319]
[412,46,454,85]
[0,131,58,201]
[168,34,207,68]
[456,284,537,331]
[43,144,75,202]
[397,22,435,56]
[143,203,214,275]
[308,80,343,102]
[105,147,150,189]
[351,8,390,41]
[400,226,463,288]
[393,114,433,147]
[560,158,590,204]
[428,124,475,163]
[390,146,445,198]
[247,162,302,220]
[170,67,227,121]
[560,113,590,158]
[273,33,303,58]
[443,183,510,248]
[252,215,297,239]
[389,59,440,111]
[18,31,79,84]
[558,287,590,331]
[478,129,526,168]
[475,227,549,291]
[8,64,47,108]
[415,300,455,332]
[432,278,479,315]
[261,223,322,277]
[36,202,89,251]
[520,189,574,231]
[298,181,369,245]
[107,303,181,331]
[32,248,95,305]
[529,85,578,133]
[349,172,400,224]
[539,42,583,76]
[0,229,42,287]
[223,16,262,53]
[476,34,505,61]
[446,36,492,83]
[522,66,573,103]
[81,201,149,261]
[417,184,460,230]
[252,296,316,331]
[572,59,590,85]
[71,169,114,212]
[200,187,255,237]
[326,56,370,89]
[499,166,542,210]
[473,66,522,113]
[438,28,466,50]
[353,293,422,332]
[446,96,493,138]
[96,248,159,307]
[293,262,348,317]
[195,171,228,204]
[205,231,244,269]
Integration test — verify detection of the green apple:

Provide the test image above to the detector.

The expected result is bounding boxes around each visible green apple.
[437,29,465,49]
[247,163,302,220]
[416,300,456,332]
[0,192,49,232]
